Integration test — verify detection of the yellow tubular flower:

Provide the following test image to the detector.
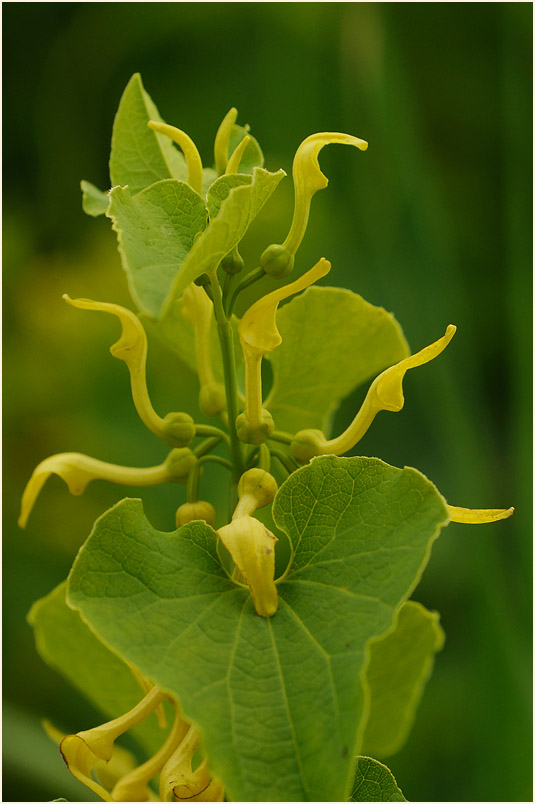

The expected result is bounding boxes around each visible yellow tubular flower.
[232,468,278,520]
[238,258,331,432]
[448,505,514,524]
[214,107,238,175]
[159,724,200,801]
[226,135,251,174]
[147,121,204,196]
[111,706,190,802]
[61,687,166,801]
[260,133,367,277]
[291,325,456,462]
[218,516,278,617]
[18,449,195,528]
[127,663,168,729]
[63,295,169,438]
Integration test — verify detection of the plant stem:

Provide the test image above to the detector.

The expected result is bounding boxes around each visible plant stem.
[198,454,233,472]
[194,424,231,452]
[270,448,300,475]
[208,269,244,487]
[269,430,294,445]
[226,266,266,316]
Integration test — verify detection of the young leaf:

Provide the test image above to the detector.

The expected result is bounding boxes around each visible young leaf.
[109,73,187,195]
[350,756,406,801]
[362,600,445,758]
[107,179,208,318]
[67,456,449,802]
[206,174,251,219]
[265,286,409,434]
[80,180,109,217]
[160,167,285,316]
[28,582,167,758]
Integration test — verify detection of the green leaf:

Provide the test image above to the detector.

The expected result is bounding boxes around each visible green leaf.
[206,174,251,219]
[67,456,449,802]
[160,167,285,316]
[109,73,187,195]
[350,757,407,801]
[28,582,168,757]
[265,287,410,434]
[107,179,208,318]
[80,180,109,217]
[228,123,264,173]
[362,600,445,758]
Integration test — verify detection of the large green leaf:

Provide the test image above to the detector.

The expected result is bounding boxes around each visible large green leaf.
[160,167,285,316]
[28,582,168,757]
[67,456,449,801]
[265,287,410,435]
[350,757,406,801]
[362,600,445,758]
[107,179,208,318]
[109,73,187,195]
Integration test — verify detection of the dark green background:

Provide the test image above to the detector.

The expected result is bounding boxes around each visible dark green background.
[3,3,532,802]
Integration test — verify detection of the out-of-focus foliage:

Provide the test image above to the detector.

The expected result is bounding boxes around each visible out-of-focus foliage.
[3,4,531,802]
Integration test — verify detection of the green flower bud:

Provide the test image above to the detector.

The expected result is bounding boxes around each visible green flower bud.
[162,412,196,448]
[236,409,274,445]
[290,429,326,463]
[165,449,198,483]
[175,501,216,527]
[238,468,278,509]
[199,382,226,417]
[260,244,294,279]
[194,272,210,287]
[221,248,244,275]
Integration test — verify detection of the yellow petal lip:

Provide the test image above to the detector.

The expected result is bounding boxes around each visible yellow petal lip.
[214,107,238,175]
[239,257,331,355]
[147,120,204,196]
[449,505,515,524]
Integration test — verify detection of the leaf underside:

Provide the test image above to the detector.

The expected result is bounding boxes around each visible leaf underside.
[350,756,407,801]
[67,455,449,801]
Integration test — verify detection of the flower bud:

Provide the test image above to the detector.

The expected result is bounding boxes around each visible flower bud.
[290,429,326,463]
[221,248,245,275]
[165,449,198,483]
[199,382,226,417]
[236,409,274,445]
[260,244,294,279]
[176,501,216,527]
[238,468,278,510]
[162,412,196,448]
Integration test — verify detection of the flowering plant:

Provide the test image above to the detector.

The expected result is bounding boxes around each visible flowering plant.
[23,74,512,802]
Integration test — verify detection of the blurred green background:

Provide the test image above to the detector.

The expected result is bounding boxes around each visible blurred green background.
[3,3,532,802]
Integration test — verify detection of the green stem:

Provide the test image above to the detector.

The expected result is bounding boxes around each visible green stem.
[258,443,271,471]
[198,454,233,472]
[269,430,294,445]
[193,436,220,458]
[270,448,300,475]
[194,424,230,452]
[209,270,244,484]
[226,266,266,317]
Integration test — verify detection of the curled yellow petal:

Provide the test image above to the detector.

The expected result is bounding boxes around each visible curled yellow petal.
[238,258,330,432]
[262,132,367,264]
[226,134,251,174]
[218,515,278,617]
[111,705,189,802]
[18,450,188,528]
[159,724,201,801]
[61,687,166,801]
[291,325,456,461]
[63,295,169,439]
[214,107,238,175]
[148,121,204,196]
[449,505,514,524]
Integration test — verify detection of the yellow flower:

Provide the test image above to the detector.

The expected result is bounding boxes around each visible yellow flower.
[147,121,204,196]
[291,325,456,461]
[237,258,330,439]
[448,505,514,524]
[218,516,278,617]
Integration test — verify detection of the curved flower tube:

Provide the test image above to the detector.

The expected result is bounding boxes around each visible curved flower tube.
[226,135,251,174]
[448,505,514,524]
[18,449,196,528]
[214,107,237,175]
[291,325,456,462]
[218,515,278,617]
[111,705,189,802]
[238,257,331,433]
[159,724,224,802]
[60,687,166,801]
[147,121,204,196]
[260,132,367,276]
